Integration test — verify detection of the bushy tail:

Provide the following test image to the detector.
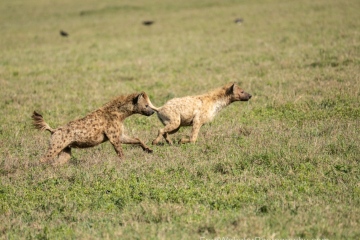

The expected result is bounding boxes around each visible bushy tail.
[31,111,55,134]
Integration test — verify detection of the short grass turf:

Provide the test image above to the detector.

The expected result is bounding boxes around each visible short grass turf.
[0,0,359,239]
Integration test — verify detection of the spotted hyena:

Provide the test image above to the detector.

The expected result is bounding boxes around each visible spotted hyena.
[32,92,157,165]
[152,83,252,145]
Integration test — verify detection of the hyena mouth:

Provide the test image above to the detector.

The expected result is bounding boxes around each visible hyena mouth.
[143,110,155,116]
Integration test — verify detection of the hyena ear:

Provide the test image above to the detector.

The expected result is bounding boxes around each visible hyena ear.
[133,92,145,104]
[226,83,236,95]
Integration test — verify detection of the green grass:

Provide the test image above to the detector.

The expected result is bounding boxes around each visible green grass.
[1,0,359,239]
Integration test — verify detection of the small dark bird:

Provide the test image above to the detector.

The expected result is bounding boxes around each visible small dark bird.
[142,21,154,26]
[234,18,244,24]
[60,30,69,37]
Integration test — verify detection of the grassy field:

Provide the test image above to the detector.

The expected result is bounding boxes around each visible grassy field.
[1,0,359,239]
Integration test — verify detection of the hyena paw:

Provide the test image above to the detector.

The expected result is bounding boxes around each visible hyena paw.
[144,147,153,153]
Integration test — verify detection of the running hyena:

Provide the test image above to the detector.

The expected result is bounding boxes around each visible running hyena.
[151,83,252,145]
[32,92,157,165]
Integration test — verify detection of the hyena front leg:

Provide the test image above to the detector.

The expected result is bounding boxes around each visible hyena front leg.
[105,129,125,159]
[120,135,153,153]
[179,118,203,144]
[152,117,181,145]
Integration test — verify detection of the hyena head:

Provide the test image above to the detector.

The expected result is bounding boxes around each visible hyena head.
[132,92,156,116]
[226,83,252,102]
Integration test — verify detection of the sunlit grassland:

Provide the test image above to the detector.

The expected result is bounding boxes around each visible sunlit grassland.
[0,0,359,239]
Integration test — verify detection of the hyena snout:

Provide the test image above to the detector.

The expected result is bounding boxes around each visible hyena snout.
[240,91,252,101]
[141,107,155,116]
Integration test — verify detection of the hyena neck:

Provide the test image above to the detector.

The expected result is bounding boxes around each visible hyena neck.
[103,94,137,117]
[103,103,134,120]
[210,98,230,120]
[117,105,135,119]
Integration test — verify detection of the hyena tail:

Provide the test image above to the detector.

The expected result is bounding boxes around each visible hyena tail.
[142,93,160,112]
[149,103,161,112]
[31,111,55,134]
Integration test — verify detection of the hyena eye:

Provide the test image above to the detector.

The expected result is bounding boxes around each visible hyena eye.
[145,105,149,107]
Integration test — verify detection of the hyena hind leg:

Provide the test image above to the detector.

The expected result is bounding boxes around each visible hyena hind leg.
[53,147,72,166]
[153,120,181,145]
